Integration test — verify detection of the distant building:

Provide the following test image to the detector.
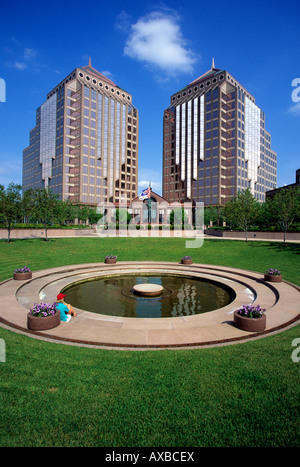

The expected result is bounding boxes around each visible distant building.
[23,59,138,205]
[266,168,300,198]
[163,60,277,206]
[101,188,193,226]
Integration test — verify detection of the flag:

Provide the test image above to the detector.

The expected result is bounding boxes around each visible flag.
[139,186,151,200]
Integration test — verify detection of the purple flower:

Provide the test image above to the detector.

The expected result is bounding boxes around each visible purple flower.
[266,267,281,276]
[14,266,31,274]
[30,302,57,317]
[237,304,266,319]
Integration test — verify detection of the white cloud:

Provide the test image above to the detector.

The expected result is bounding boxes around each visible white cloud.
[138,168,162,195]
[13,61,27,70]
[115,11,132,33]
[23,48,37,61]
[100,70,114,80]
[123,11,197,77]
[4,44,37,71]
[288,103,300,115]
[139,180,161,191]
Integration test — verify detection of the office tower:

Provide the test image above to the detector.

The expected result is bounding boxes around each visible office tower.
[163,60,277,205]
[23,60,138,205]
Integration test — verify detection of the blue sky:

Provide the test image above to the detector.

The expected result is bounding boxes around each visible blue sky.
[0,0,299,195]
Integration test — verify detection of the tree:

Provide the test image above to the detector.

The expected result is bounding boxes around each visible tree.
[55,199,77,226]
[204,206,219,227]
[21,187,35,223]
[75,205,90,225]
[0,183,22,242]
[88,207,103,225]
[169,207,187,228]
[256,198,274,230]
[269,186,300,243]
[224,189,260,242]
[30,188,59,241]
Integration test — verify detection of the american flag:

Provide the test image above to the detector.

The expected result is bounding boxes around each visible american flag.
[139,186,151,200]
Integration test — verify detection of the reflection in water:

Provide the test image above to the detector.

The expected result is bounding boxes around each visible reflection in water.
[63,275,235,319]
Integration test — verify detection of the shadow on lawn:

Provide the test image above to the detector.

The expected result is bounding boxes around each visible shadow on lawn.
[248,241,300,255]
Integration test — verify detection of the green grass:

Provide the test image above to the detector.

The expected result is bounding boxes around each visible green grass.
[0,238,300,447]
[1,237,299,283]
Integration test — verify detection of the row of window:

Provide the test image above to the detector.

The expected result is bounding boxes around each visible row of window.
[80,75,131,102]
[172,76,224,103]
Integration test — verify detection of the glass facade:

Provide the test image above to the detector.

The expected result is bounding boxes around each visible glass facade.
[23,108,43,190]
[40,94,57,187]
[163,67,277,206]
[244,96,260,193]
[23,65,138,205]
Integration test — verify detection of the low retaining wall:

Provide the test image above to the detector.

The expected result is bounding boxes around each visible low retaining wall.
[0,228,203,239]
[0,228,96,239]
[1,228,299,241]
[205,230,300,241]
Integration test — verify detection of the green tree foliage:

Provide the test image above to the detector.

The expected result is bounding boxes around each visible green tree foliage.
[224,189,260,242]
[55,199,77,225]
[204,206,225,227]
[0,183,22,242]
[115,207,131,226]
[87,207,103,225]
[256,198,274,230]
[29,188,60,241]
[169,207,187,228]
[269,186,300,243]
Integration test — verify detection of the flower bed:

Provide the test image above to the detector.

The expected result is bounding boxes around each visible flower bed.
[30,302,57,317]
[13,266,32,280]
[181,256,193,265]
[27,302,60,331]
[264,268,282,282]
[105,255,117,264]
[233,304,266,332]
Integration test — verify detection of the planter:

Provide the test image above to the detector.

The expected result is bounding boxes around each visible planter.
[27,310,61,331]
[105,258,117,264]
[181,258,193,265]
[233,310,266,332]
[264,273,282,283]
[13,272,32,280]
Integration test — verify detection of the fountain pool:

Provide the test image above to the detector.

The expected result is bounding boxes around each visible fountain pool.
[62,274,236,319]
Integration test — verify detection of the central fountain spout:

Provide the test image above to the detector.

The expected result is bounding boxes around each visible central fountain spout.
[133,284,163,297]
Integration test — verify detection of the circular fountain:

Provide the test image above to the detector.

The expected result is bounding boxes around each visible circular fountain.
[4,261,299,349]
[60,274,235,319]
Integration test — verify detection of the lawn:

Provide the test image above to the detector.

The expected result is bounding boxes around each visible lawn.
[0,237,299,447]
